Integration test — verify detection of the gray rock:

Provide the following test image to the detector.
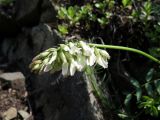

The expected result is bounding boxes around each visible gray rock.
[18,110,31,120]
[1,23,105,120]
[0,12,18,36]
[31,24,62,54]
[15,0,40,25]
[40,0,57,23]
[0,72,25,81]
[2,107,17,120]
[0,72,25,91]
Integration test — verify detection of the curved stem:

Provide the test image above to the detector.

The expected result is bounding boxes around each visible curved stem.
[89,43,160,64]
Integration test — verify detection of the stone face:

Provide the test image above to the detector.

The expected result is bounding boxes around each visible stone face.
[0,0,106,119]
[31,24,62,54]
[0,23,105,119]
[15,0,40,26]
[40,0,57,23]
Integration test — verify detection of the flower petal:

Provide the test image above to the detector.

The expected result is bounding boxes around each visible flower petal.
[62,62,69,76]
[79,41,92,56]
[48,51,57,64]
[44,64,52,72]
[87,48,96,66]
[99,49,110,60]
[70,61,76,76]
[97,56,108,68]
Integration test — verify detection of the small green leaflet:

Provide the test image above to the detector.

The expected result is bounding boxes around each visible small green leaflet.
[145,83,153,96]
[124,93,132,106]
[136,88,142,101]
[58,25,68,35]
[122,0,132,7]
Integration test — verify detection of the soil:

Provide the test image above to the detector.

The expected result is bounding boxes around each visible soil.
[0,70,33,120]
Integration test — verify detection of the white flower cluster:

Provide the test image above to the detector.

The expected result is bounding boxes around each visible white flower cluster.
[29,41,110,76]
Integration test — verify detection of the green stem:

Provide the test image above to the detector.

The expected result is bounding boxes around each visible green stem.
[89,43,160,64]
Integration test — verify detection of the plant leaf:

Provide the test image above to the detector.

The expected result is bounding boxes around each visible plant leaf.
[136,88,142,101]
[58,25,68,35]
[130,78,140,88]
[122,0,131,7]
[151,106,159,117]
[68,6,75,19]
[145,83,153,96]
[124,93,132,106]
[146,68,154,82]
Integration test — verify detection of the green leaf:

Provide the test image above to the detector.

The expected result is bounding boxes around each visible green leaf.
[68,6,75,19]
[145,83,153,96]
[150,106,159,117]
[146,68,154,82]
[143,1,151,14]
[97,17,109,25]
[136,88,142,101]
[58,7,67,19]
[130,79,140,88]
[122,0,131,7]
[58,25,68,35]
[124,93,132,106]
[154,79,160,95]
[95,3,104,9]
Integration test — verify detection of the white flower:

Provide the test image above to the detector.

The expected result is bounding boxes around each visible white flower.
[50,58,62,73]
[62,62,69,76]
[43,64,52,72]
[59,51,70,76]
[99,49,110,60]
[76,54,86,71]
[60,44,70,51]
[30,41,110,77]
[96,56,108,68]
[70,61,77,76]
[48,51,57,64]
[69,58,83,76]
[79,41,93,56]
[68,42,81,54]
[86,48,96,66]
[43,51,57,72]
[60,51,67,63]
[95,48,109,68]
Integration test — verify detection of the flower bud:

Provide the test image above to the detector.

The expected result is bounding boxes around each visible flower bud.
[31,64,41,72]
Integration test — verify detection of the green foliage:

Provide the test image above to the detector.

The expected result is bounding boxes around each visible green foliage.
[122,0,132,7]
[130,79,142,101]
[57,25,68,35]
[138,96,160,117]
[55,0,160,119]
[122,68,160,118]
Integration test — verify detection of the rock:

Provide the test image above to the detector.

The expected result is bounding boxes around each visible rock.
[15,0,40,26]
[0,22,105,120]
[31,24,62,54]
[0,72,25,91]
[0,12,19,36]
[2,107,17,120]
[18,110,31,120]
[40,0,57,23]
[0,72,25,81]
